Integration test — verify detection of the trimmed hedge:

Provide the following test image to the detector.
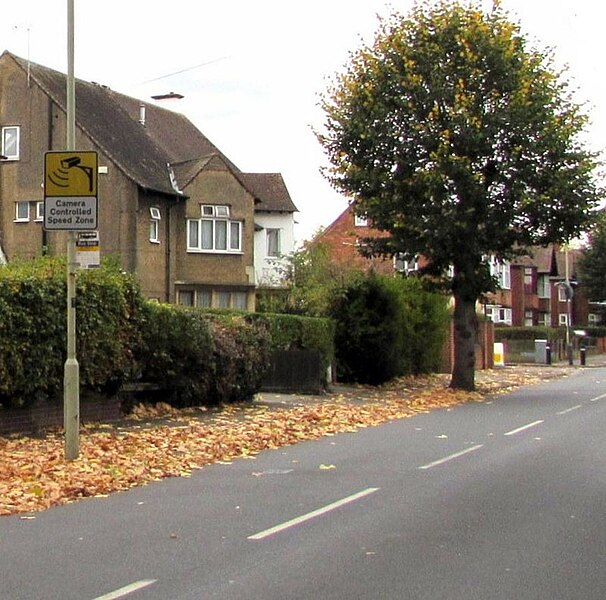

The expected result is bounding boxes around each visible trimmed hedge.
[137,305,273,407]
[0,257,145,408]
[494,326,566,341]
[0,257,334,410]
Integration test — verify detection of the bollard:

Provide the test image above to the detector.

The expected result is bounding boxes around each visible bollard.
[546,343,551,365]
[567,344,574,366]
[580,346,586,366]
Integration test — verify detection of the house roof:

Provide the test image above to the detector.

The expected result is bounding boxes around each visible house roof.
[238,173,298,213]
[4,51,295,212]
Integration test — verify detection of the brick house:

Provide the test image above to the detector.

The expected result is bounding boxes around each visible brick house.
[314,204,396,274]
[318,205,592,328]
[483,245,590,328]
[0,50,296,308]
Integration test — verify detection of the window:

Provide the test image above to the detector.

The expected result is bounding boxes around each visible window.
[588,313,599,325]
[178,290,194,306]
[395,254,419,273]
[201,204,229,217]
[217,291,231,308]
[232,292,247,310]
[487,256,510,289]
[149,207,161,243]
[537,275,551,298]
[524,310,534,327]
[559,313,569,326]
[558,285,567,302]
[354,214,368,227]
[266,229,280,257]
[35,201,44,222]
[196,290,212,308]
[178,288,249,310]
[538,312,550,327]
[15,201,29,222]
[1,126,19,160]
[485,305,512,325]
[524,267,533,286]
[187,207,242,253]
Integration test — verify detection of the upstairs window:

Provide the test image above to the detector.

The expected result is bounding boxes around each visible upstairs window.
[1,126,19,160]
[15,201,29,222]
[354,214,368,227]
[149,207,161,243]
[266,228,280,257]
[187,205,241,253]
[487,256,510,290]
[35,201,44,222]
[537,275,551,298]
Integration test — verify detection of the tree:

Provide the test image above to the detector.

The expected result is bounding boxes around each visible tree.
[578,211,606,303]
[317,0,601,390]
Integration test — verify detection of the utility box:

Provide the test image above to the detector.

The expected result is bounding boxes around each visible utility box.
[534,339,548,364]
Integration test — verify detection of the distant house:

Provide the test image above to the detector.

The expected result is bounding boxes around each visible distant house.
[313,204,396,275]
[318,205,592,327]
[0,50,296,308]
[484,245,590,328]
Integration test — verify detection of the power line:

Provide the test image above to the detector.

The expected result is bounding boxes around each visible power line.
[140,56,230,84]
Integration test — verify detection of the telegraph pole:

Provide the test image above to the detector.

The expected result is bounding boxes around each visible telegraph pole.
[64,0,79,460]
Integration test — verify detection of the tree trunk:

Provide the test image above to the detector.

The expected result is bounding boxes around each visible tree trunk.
[450,293,477,391]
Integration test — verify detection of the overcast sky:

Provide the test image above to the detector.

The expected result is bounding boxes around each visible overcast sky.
[2,1,605,242]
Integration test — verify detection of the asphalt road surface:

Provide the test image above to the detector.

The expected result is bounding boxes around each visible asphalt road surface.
[1,367,605,599]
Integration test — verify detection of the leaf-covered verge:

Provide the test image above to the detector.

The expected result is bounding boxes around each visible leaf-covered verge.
[0,365,573,516]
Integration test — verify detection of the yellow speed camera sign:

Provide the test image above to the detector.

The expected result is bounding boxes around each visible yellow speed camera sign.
[45,151,98,197]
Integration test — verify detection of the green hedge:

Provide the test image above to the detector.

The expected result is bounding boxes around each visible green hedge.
[0,257,335,409]
[246,312,335,385]
[0,257,145,408]
[494,326,566,341]
[137,306,272,407]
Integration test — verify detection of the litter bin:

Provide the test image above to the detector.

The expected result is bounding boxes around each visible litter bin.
[534,339,548,364]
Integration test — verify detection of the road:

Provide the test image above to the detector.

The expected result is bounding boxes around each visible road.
[1,368,605,599]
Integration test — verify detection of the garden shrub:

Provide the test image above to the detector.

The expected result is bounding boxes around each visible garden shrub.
[328,274,449,385]
[329,274,406,385]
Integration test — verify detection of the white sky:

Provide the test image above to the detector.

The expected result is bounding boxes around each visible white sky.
[2,0,605,242]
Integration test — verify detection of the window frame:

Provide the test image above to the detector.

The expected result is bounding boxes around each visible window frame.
[266,228,281,257]
[187,216,242,254]
[1,126,20,160]
[354,214,368,227]
[35,201,44,222]
[14,201,30,222]
[149,207,161,243]
[537,275,551,299]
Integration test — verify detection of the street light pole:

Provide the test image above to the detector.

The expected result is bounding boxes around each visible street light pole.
[64,0,79,460]
[565,247,573,366]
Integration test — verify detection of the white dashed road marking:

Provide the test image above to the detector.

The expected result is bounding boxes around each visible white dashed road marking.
[418,444,484,470]
[504,420,544,436]
[248,488,380,540]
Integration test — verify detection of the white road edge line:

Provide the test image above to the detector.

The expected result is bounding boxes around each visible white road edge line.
[504,420,544,436]
[590,393,606,402]
[248,487,380,540]
[418,444,484,470]
[556,405,583,415]
[92,579,157,600]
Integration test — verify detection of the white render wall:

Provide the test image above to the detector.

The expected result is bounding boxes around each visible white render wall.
[253,212,296,287]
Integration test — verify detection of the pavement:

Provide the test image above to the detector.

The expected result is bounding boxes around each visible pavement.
[254,352,606,409]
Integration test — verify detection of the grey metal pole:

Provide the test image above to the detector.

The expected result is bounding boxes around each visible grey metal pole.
[64,0,80,460]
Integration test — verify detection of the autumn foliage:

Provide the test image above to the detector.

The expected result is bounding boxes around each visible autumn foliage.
[0,366,572,516]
